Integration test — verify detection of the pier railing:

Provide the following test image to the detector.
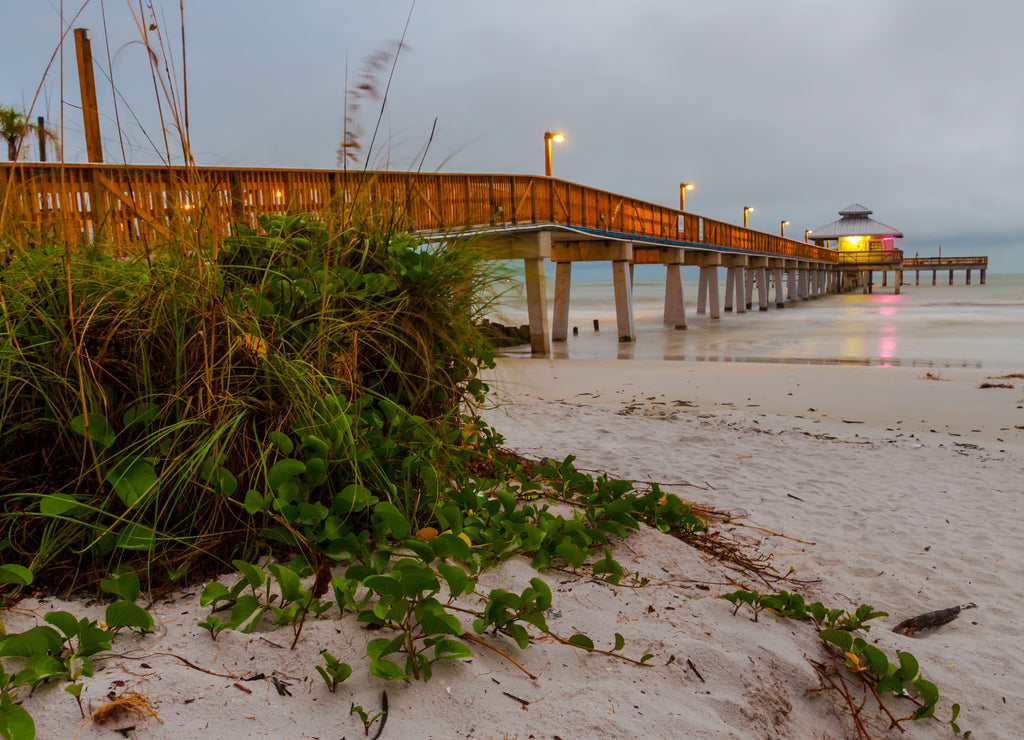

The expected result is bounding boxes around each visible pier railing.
[0,163,837,262]
[837,249,905,265]
[902,256,988,268]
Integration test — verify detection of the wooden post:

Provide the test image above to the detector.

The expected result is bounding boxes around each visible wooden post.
[915,270,920,286]
[981,269,986,285]
[932,269,936,286]
[894,270,901,295]
[611,260,635,341]
[74,29,103,163]
[37,116,46,161]
[948,270,954,285]
[552,262,572,341]
[966,269,971,285]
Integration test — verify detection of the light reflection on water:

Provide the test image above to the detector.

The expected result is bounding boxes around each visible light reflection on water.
[491,274,1024,368]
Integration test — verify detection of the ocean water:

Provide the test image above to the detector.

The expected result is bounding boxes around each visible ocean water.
[490,269,1024,369]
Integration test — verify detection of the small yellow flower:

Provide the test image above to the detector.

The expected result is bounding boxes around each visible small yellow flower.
[845,651,866,672]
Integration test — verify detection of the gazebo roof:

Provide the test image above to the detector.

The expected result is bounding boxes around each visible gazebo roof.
[810,203,904,240]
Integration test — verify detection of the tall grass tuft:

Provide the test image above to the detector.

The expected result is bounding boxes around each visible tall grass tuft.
[0,196,504,595]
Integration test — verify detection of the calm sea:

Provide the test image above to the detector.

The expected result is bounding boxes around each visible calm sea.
[491,268,1024,369]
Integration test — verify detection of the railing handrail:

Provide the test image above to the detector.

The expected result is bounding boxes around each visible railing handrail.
[1,163,838,261]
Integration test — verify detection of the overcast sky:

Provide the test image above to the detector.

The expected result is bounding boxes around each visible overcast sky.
[3,1,1021,270]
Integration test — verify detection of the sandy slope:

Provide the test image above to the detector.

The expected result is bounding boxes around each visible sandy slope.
[7,359,1024,738]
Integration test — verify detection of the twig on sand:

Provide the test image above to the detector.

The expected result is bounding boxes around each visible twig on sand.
[461,632,538,679]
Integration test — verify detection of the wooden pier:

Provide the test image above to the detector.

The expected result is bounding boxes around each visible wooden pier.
[0,163,988,355]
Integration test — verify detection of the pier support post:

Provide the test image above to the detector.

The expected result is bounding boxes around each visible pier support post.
[483,230,551,355]
[932,270,937,286]
[787,267,798,301]
[744,270,755,310]
[894,270,902,295]
[772,266,785,308]
[697,265,721,319]
[552,261,572,342]
[882,271,888,287]
[612,260,635,342]
[915,270,920,286]
[981,269,986,285]
[523,256,550,355]
[966,269,971,285]
[663,263,687,329]
[724,260,747,314]
[756,266,769,310]
[799,269,809,300]
[949,270,954,285]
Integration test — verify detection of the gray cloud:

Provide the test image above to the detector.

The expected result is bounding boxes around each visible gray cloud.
[2,1,1020,268]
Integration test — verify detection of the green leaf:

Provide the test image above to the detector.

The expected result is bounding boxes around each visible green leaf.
[268,459,306,491]
[69,412,115,449]
[268,563,304,604]
[42,611,81,640]
[0,700,35,740]
[99,571,140,604]
[567,634,594,650]
[369,658,408,681]
[363,575,404,600]
[231,560,266,590]
[372,501,410,540]
[199,581,230,607]
[897,650,920,681]
[106,455,158,507]
[0,625,64,657]
[431,532,472,562]
[417,608,461,637]
[268,431,294,455]
[39,493,87,517]
[818,629,853,653]
[104,601,154,633]
[12,653,66,686]
[860,644,889,675]
[430,637,474,660]
[914,677,939,706]
[402,537,435,564]
[614,633,626,652]
[0,564,33,587]
[437,563,471,597]
[114,522,156,551]
[366,635,406,661]
[243,489,266,514]
[506,623,530,650]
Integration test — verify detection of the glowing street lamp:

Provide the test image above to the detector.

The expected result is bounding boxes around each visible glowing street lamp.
[780,220,790,237]
[743,206,754,228]
[679,182,694,211]
[544,131,565,177]
[805,229,812,243]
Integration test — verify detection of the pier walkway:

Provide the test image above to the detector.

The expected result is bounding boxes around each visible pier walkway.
[0,164,986,354]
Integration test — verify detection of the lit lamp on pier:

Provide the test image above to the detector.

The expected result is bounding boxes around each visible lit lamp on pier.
[679,182,694,211]
[544,131,565,177]
[804,229,812,243]
[743,206,754,228]
[780,220,790,237]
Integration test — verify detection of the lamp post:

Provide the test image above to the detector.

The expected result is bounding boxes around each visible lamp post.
[679,182,694,211]
[743,206,754,228]
[544,131,565,177]
[780,220,790,237]
[804,229,812,243]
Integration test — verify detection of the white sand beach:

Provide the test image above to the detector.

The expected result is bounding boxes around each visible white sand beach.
[8,359,1024,738]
